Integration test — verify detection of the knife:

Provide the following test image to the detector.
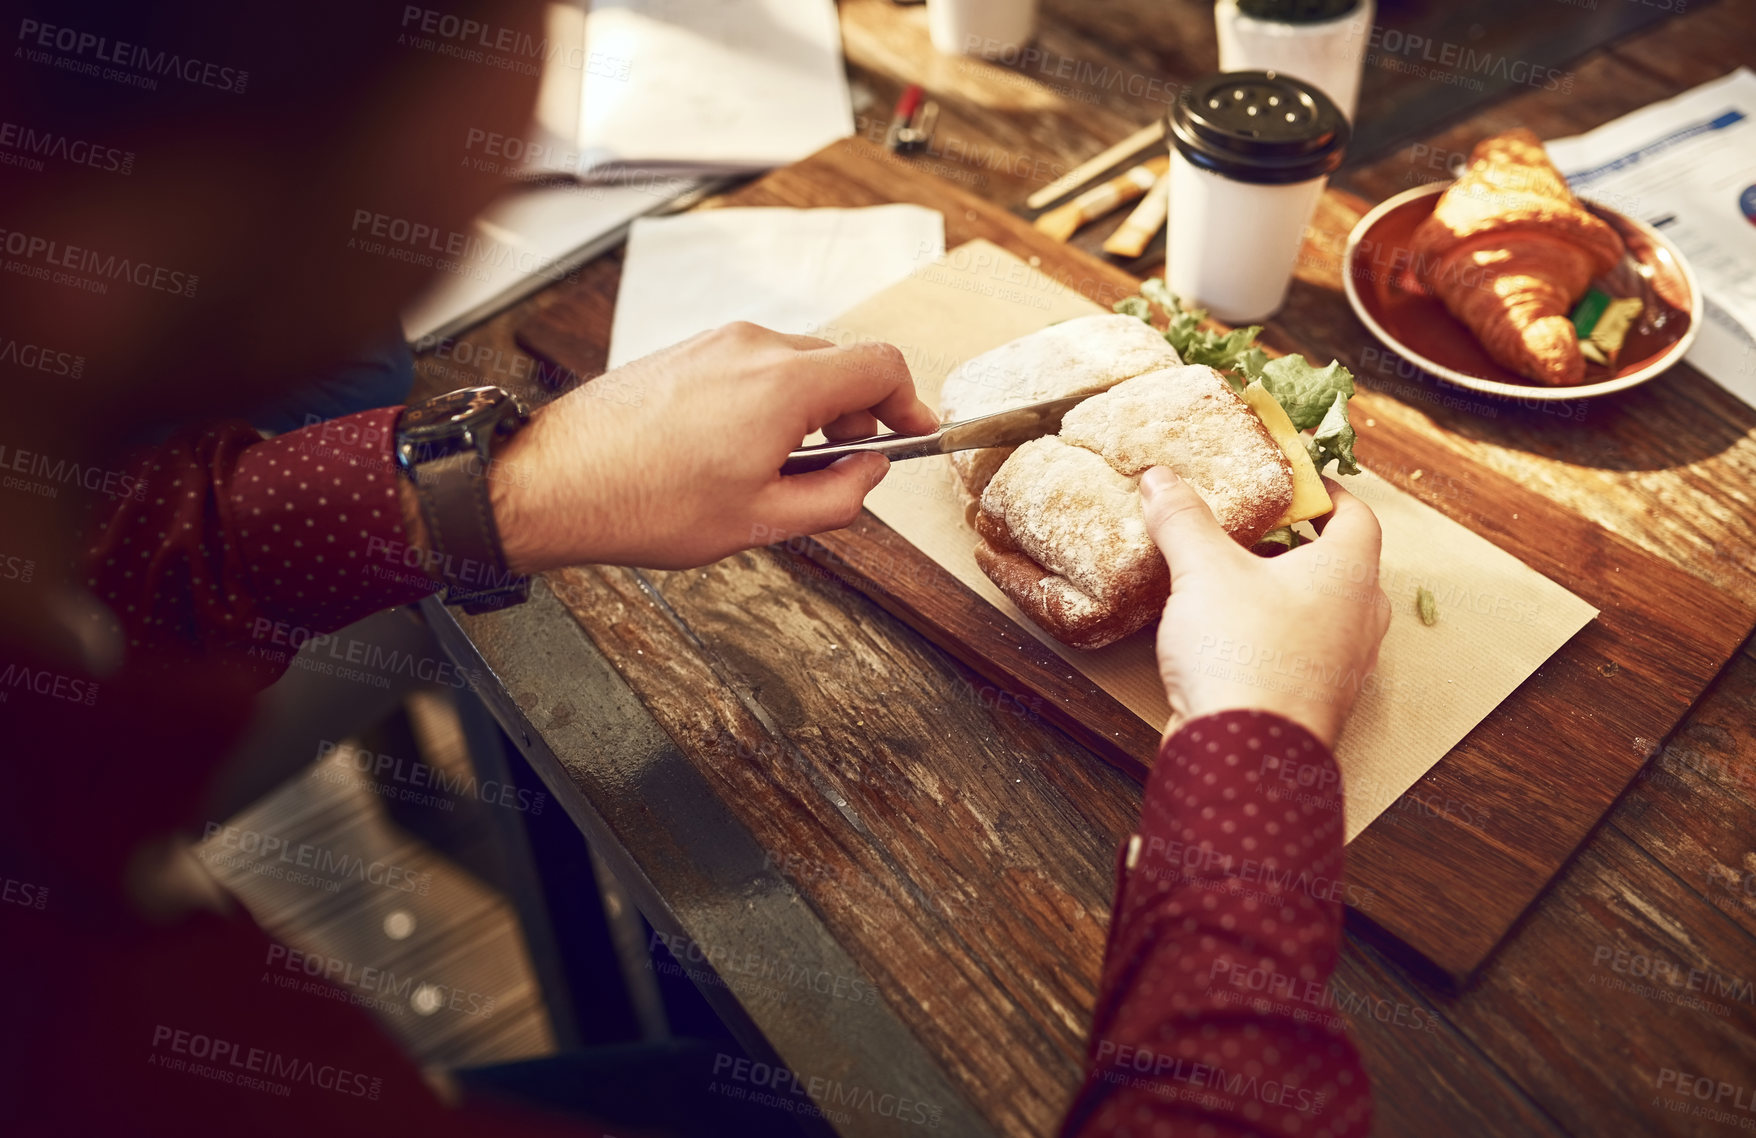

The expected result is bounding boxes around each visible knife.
[780,393,1091,475]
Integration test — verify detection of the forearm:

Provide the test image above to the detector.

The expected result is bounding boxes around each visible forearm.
[1061,709,1372,1138]
[82,408,439,676]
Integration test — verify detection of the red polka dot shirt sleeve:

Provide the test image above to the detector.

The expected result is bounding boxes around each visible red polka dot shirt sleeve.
[81,408,438,675]
[1060,709,1373,1138]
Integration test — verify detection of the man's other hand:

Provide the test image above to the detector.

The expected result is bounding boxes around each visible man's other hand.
[490,322,937,573]
[1139,468,1392,750]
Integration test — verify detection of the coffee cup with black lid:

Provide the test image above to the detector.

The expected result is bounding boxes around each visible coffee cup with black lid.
[1166,70,1349,324]
[1215,0,1374,123]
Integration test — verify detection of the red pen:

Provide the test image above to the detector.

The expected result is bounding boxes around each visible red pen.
[886,84,936,153]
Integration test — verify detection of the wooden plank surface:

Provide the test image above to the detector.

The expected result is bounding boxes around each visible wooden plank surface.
[502,557,1140,1138]
[413,2,1756,1134]
[517,136,1755,983]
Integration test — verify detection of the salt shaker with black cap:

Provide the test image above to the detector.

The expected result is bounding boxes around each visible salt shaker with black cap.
[1165,70,1349,323]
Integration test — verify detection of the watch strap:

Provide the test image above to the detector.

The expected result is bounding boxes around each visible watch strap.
[411,449,526,613]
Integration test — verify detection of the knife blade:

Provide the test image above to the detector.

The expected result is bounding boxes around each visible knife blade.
[779,393,1092,475]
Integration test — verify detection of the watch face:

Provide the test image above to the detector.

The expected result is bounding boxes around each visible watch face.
[402,386,507,435]
[398,386,522,469]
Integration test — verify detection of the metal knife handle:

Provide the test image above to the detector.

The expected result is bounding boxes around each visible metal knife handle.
[780,429,946,475]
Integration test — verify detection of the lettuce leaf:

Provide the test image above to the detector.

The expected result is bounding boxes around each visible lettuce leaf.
[1120,283,1264,385]
[1138,276,1178,313]
[1114,283,1359,475]
[1308,390,1360,476]
[1258,355,1354,431]
[1114,296,1152,322]
[1181,325,1266,384]
[1255,526,1305,552]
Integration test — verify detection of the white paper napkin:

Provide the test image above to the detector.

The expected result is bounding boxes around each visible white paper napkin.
[607,205,946,368]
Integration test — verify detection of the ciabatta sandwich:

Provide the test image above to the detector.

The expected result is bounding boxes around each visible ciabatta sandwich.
[944,287,1357,649]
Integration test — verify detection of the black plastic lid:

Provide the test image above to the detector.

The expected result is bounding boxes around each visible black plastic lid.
[1169,70,1349,185]
[1234,0,1361,23]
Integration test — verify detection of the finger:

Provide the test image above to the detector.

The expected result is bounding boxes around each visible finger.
[766,331,835,352]
[1307,477,1364,535]
[1308,479,1380,548]
[821,410,881,441]
[1299,479,1383,577]
[788,341,939,437]
[689,322,833,355]
[1138,467,1247,585]
[1307,477,1352,536]
[754,452,890,541]
[1360,588,1391,672]
[1308,484,1335,536]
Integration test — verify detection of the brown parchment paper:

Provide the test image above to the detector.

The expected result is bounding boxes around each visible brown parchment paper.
[815,240,1599,842]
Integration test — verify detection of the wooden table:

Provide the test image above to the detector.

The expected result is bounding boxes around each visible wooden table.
[415,2,1756,1135]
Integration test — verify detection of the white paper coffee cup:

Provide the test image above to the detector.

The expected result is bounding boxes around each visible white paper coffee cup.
[1215,0,1374,124]
[1165,71,1349,324]
[1167,152,1329,323]
[927,0,1039,58]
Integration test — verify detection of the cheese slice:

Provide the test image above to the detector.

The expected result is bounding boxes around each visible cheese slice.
[1240,382,1333,527]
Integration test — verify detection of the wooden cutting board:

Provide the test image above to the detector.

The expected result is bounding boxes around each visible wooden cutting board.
[517,137,1756,985]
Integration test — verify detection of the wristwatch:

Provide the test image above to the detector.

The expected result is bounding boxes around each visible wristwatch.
[394,386,531,614]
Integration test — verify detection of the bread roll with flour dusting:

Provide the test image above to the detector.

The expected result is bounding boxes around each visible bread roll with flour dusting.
[975,365,1294,650]
[938,313,1184,508]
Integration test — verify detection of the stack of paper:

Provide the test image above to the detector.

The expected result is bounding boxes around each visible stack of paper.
[399,0,857,344]
[400,180,694,346]
[525,0,855,181]
[577,0,855,180]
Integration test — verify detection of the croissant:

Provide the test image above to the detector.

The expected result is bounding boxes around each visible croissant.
[1408,129,1624,386]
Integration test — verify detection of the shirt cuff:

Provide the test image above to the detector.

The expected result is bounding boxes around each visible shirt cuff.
[229,407,438,630]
